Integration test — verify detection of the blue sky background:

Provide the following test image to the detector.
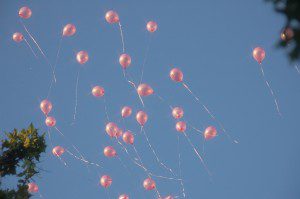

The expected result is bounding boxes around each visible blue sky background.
[1,0,300,198]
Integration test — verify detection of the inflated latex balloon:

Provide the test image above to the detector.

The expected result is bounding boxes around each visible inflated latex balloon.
[40,99,52,115]
[52,146,65,157]
[137,84,154,96]
[76,51,89,64]
[122,131,134,144]
[105,10,119,24]
[119,54,131,69]
[121,106,132,118]
[92,86,105,97]
[172,107,184,119]
[170,68,183,82]
[45,116,56,127]
[119,194,129,199]
[27,182,38,193]
[281,27,294,42]
[100,175,112,188]
[12,32,24,42]
[105,122,119,137]
[146,21,158,32]
[204,126,217,140]
[19,7,32,19]
[136,111,148,126]
[143,178,156,190]
[176,121,186,132]
[252,47,265,64]
[63,24,76,37]
[104,146,117,157]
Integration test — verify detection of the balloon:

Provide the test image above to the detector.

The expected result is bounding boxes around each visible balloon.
[100,175,112,188]
[146,21,158,33]
[76,51,89,64]
[122,131,134,144]
[172,107,184,119]
[121,106,132,118]
[105,122,119,137]
[40,99,52,115]
[137,84,154,96]
[27,182,38,193]
[19,7,32,19]
[45,116,56,127]
[170,68,183,82]
[136,111,148,126]
[159,196,174,199]
[176,121,186,132]
[281,27,294,42]
[119,54,131,69]
[204,126,217,140]
[105,10,119,24]
[119,194,129,199]
[252,47,265,64]
[12,32,24,43]
[104,146,117,157]
[63,24,76,37]
[52,146,65,157]
[92,86,105,97]
[143,178,156,190]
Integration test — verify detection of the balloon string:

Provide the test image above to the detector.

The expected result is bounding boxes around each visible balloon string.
[260,65,282,116]
[295,65,300,74]
[52,36,63,83]
[72,68,81,123]
[118,22,125,53]
[139,35,152,84]
[155,93,173,110]
[65,149,101,168]
[103,96,110,122]
[177,135,186,199]
[23,37,38,58]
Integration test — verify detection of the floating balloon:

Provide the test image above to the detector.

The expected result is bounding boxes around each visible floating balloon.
[92,86,105,97]
[40,99,53,115]
[119,194,129,199]
[172,107,184,119]
[100,175,112,188]
[76,51,89,64]
[52,146,65,157]
[176,121,186,132]
[204,126,217,140]
[252,47,265,64]
[281,27,294,42]
[12,32,24,43]
[103,146,117,157]
[122,131,134,144]
[147,21,158,33]
[19,7,32,19]
[170,68,183,82]
[27,182,38,193]
[45,116,56,127]
[105,122,119,137]
[105,10,119,24]
[63,24,76,37]
[121,106,132,118]
[119,54,131,69]
[137,84,154,96]
[143,178,156,190]
[136,111,148,126]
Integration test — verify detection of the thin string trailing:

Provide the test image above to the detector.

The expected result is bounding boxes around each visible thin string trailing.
[295,65,300,74]
[118,22,125,53]
[140,35,152,84]
[177,135,186,198]
[66,149,101,168]
[103,96,110,122]
[72,68,81,123]
[23,37,37,58]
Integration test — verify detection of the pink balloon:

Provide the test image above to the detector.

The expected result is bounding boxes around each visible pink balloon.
[136,111,148,126]
[147,21,158,33]
[76,51,89,64]
[122,131,134,144]
[45,116,56,127]
[63,24,76,37]
[143,178,156,190]
[105,122,119,137]
[105,10,119,24]
[119,54,131,69]
[104,146,117,157]
[52,146,65,157]
[170,68,183,82]
[281,27,294,42]
[204,126,217,140]
[252,47,265,64]
[176,121,186,132]
[19,7,32,19]
[12,32,24,43]
[137,84,154,96]
[119,194,129,199]
[100,175,112,188]
[121,106,132,118]
[172,107,184,119]
[92,86,105,97]
[27,182,38,193]
[40,99,52,115]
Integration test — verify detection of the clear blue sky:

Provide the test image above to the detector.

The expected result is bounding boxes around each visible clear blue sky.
[1,0,300,198]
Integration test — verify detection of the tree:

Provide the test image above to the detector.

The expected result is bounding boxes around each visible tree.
[0,124,46,199]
